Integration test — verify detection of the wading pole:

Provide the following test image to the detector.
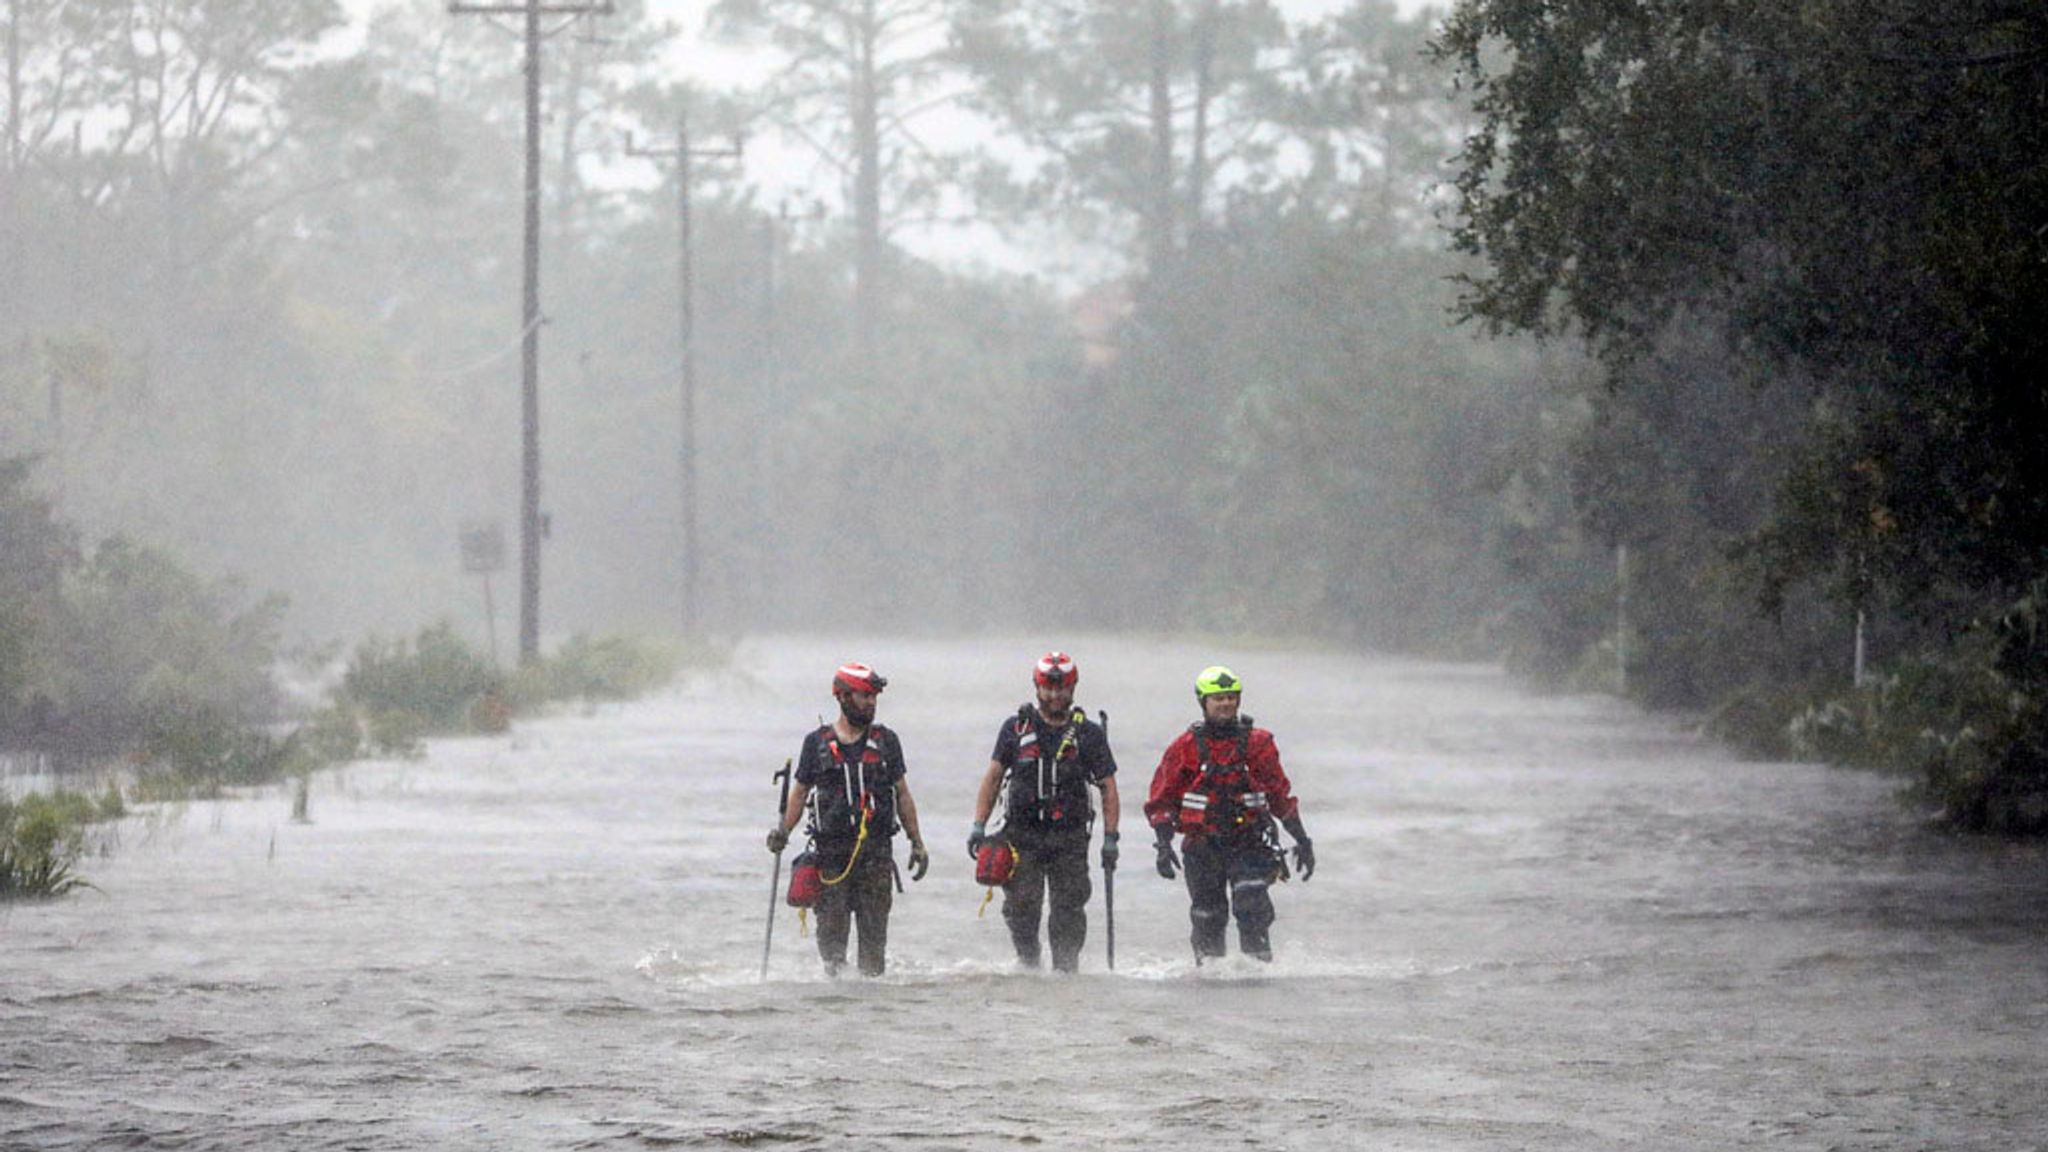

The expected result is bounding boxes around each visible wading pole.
[1105,864,1116,971]
[1100,708,1115,971]
[762,758,792,980]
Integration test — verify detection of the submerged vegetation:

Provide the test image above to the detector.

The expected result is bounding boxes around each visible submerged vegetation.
[0,789,119,899]
[315,622,689,759]
[0,461,686,898]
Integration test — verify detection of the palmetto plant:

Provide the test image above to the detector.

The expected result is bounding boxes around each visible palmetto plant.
[0,793,96,900]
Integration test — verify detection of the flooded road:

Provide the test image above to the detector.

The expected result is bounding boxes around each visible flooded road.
[5,634,2047,1149]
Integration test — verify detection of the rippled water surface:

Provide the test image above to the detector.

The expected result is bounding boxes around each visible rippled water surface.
[5,635,2047,1150]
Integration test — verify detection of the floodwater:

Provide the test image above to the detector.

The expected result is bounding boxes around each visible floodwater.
[5,634,2047,1150]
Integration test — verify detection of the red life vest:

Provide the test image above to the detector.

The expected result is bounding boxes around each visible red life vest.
[1175,720,1272,836]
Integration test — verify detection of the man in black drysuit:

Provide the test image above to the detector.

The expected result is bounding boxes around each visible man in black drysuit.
[767,661,929,975]
[968,651,1121,972]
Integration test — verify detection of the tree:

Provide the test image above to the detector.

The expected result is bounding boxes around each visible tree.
[0,458,77,742]
[1255,0,1452,231]
[76,0,353,339]
[1436,0,2048,824]
[1438,0,2048,603]
[954,0,1288,271]
[708,0,963,379]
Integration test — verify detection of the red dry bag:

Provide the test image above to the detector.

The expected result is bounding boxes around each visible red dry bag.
[974,840,1017,886]
[786,852,823,908]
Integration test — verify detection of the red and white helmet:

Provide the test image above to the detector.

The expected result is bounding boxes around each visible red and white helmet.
[832,661,887,695]
[1033,651,1077,689]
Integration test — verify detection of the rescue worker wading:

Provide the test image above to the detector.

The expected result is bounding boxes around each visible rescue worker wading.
[1145,665,1314,962]
[968,651,1120,972]
[766,662,930,976]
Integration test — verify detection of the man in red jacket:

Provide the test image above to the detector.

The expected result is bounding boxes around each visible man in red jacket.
[1145,665,1314,962]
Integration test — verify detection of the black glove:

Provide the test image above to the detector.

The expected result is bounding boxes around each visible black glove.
[967,821,987,860]
[908,841,930,881]
[1152,824,1179,879]
[766,825,789,853]
[1281,814,1314,881]
[1100,830,1120,872]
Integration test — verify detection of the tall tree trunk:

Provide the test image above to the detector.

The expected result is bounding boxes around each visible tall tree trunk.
[851,0,883,385]
[3,0,21,331]
[1145,0,1176,275]
[1187,0,1218,241]
[5,0,21,177]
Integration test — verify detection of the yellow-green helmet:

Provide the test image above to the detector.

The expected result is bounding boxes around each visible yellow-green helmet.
[1194,665,1243,697]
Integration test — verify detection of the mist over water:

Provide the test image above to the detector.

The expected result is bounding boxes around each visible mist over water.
[5,634,2045,1149]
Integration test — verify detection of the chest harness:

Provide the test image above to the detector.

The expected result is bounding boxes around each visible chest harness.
[1176,719,1271,837]
[1005,705,1091,829]
[808,724,896,849]
[787,725,897,937]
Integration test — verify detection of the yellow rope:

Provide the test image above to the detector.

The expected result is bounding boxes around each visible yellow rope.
[820,804,871,886]
[794,799,874,939]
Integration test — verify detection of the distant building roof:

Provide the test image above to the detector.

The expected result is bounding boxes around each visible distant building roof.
[1068,280,1133,371]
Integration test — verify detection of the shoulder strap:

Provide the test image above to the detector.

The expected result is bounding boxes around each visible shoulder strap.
[1194,722,1252,776]
[1043,711,1081,783]
[1055,707,1081,746]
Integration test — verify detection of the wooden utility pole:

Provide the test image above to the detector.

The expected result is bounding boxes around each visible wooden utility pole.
[755,207,784,627]
[626,109,740,639]
[752,199,819,628]
[449,0,611,665]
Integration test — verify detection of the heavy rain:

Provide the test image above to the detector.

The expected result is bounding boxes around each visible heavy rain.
[5,1,2048,1148]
